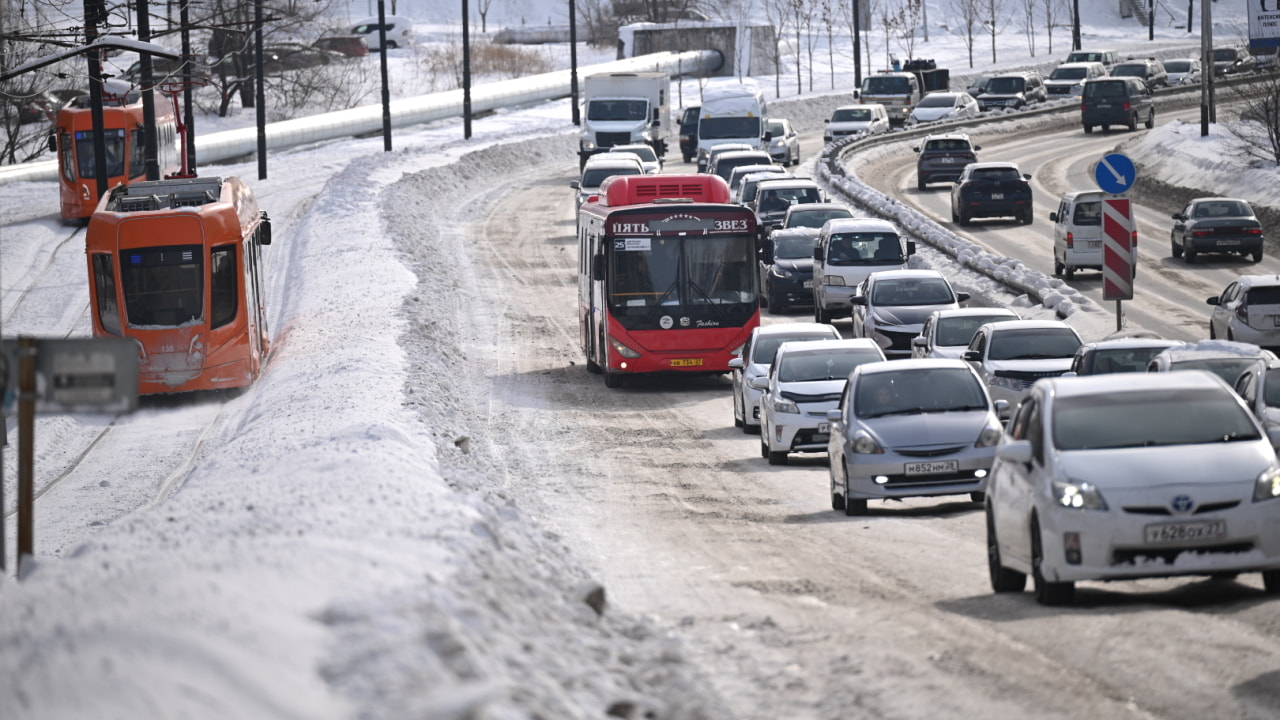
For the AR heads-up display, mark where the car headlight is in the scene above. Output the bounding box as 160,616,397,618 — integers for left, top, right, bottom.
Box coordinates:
772,396,800,414
581,137,597,151
974,421,1003,448
1052,479,1108,510
1254,466,1280,501
770,266,794,278
823,275,846,286
852,429,884,454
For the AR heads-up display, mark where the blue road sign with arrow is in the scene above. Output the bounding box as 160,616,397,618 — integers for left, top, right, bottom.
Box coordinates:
1095,153,1136,194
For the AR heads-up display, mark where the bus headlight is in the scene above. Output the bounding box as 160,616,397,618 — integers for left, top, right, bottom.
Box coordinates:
608,335,642,359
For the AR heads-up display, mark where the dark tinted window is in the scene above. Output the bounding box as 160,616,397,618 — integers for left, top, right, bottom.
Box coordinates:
1247,286,1280,305
936,314,1016,347
832,108,872,121
751,333,835,364
987,328,1081,360
870,277,955,306
92,254,122,336
1072,200,1101,225
1084,80,1127,98
986,76,1027,94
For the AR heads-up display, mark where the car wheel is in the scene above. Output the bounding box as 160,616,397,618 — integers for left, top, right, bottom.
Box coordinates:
1185,247,1197,264
842,473,867,516
733,391,743,427
957,210,970,226
1263,569,1280,593
815,304,830,324
1127,113,1138,131
918,175,927,191
1146,109,1156,129
1209,322,1217,339
768,293,783,314
768,447,788,465
682,153,692,163
831,467,846,511
1064,265,1075,280
1031,518,1075,605
1083,124,1094,134
1171,236,1183,258
760,432,770,459
1053,257,1064,277
1101,124,1110,132
1021,208,1033,225
1253,249,1264,262
987,506,1027,593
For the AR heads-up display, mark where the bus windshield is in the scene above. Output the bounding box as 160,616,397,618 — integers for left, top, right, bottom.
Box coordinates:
75,128,126,179
608,234,756,314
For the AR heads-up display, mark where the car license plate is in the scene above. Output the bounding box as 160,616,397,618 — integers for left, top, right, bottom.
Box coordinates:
991,193,1004,200
1219,240,1241,246
904,459,959,475
1143,519,1227,544
940,157,955,164
817,422,830,433
669,358,704,367
803,280,813,288
1087,240,1102,249
1098,103,1112,109
1273,315,1280,327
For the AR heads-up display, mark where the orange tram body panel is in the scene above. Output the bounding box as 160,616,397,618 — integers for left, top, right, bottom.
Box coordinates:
85,177,272,395
52,98,179,222
576,174,760,388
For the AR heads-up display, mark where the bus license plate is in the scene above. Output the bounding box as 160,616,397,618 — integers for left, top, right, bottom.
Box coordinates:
669,358,704,367
905,460,959,475
1144,519,1226,544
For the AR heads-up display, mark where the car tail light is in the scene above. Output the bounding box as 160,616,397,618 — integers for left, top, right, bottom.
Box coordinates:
1065,231,1075,249
1245,227,1264,236
1132,229,1138,247
1237,296,1250,323
1192,229,1213,238
1123,101,1132,111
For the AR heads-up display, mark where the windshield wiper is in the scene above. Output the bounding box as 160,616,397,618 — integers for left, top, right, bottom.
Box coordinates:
644,281,681,321
688,280,728,323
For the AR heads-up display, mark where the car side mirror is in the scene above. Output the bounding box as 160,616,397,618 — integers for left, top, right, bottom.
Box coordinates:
1049,212,1059,222
813,246,825,262
1172,213,1182,220
1207,296,1221,306
963,349,982,362
1022,173,1032,181
994,399,1010,416
956,292,971,303
570,180,580,189
911,336,927,348
912,146,921,153
905,240,916,256
728,357,745,370
973,145,982,151
850,296,868,306
996,439,1033,464
824,118,831,124
748,376,770,390
826,409,843,422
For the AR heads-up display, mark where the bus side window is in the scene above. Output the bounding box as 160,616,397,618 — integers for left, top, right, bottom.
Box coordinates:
92,253,122,336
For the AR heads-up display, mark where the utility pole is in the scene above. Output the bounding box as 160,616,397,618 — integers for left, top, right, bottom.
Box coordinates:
570,0,580,126
853,0,862,88
83,0,109,201
255,0,267,179
463,0,472,139
138,0,161,180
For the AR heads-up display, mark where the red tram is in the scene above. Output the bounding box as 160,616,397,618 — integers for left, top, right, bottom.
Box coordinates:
51,95,180,222
85,176,272,395
577,174,760,387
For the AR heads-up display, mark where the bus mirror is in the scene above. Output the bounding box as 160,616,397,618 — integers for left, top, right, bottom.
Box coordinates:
48,133,56,153
259,212,272,245
813,246,824,262
592,254,606,280
906,240,916,256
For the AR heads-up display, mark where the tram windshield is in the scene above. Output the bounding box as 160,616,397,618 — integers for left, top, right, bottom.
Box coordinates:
607,234,756,316
75,128,127,179
121,244,204,327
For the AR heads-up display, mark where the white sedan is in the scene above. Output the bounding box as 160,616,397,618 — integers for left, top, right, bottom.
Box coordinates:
987,371,1280,605
728,322,841,433
908,91,980,125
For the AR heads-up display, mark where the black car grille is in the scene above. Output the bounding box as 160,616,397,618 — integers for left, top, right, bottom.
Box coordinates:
1112,543,1252,567
992,369,1065,390
597,132,632,148
896,446,967,457
881,329,917,352
1121,501,1241,516
780,391,843,403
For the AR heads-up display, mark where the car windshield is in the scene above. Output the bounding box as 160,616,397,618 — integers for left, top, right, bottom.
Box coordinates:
826,231,902,266
580,166,641,187
1167,357,1260,385
855,368,989,417
1111,64,1146,77
869,277,954,306
1192,200,1251,218
774,232,821,259
1088,347,1171,373
936,314,1016,347
1067,52,1101,63
767,121,786,135
863,76,912,94
985,77,1026,94
1213,48,1240,61
786,209,852,229
918,94,957,108
1050,67,1089,80
1165,60,1193,72
757,187,821,213
700,116,763,140
751,333,835,364
970,167,1022,181
987,328,1081,360
777,349,883,382
1052,388,1260,450
832,108,871,122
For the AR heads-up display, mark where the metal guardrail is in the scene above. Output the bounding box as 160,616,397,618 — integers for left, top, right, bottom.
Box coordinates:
0,49,723,187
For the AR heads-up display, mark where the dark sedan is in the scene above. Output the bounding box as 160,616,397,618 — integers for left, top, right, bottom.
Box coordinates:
759,228,821,313
1170,197,1265,263
950,162,1033,225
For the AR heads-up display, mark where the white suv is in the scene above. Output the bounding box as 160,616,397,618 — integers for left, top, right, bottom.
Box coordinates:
728,322,842,434
812,218,915,324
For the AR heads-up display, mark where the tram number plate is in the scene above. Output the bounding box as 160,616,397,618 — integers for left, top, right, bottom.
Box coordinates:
669,358,704,367
905,459,959,475
1143,519,1226,544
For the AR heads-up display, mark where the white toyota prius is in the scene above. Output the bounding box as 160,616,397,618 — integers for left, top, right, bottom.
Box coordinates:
986,371,1280,605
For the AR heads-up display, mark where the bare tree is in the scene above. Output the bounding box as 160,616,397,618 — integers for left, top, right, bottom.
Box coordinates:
1042,0,1066,55
476,0,495,33
762,0,792,97
948,0,983,68
797,0,821,91
984,0,1009,63
821,0,835,89
882,0,923,62
1020,0,1037,56
576,0,620,48
1225,71,1280,165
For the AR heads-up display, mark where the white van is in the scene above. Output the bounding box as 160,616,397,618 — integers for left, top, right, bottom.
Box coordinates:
1049,190,1104,279
812,218,914,323
350,15,415,49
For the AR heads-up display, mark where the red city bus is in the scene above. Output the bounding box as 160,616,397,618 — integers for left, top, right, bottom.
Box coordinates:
577,174,759,388
51,94,180,223
85,176,272,395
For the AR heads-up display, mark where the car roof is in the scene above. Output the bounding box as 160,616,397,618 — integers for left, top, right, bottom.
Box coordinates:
929,307,1020,320
1190,196,1252,204
1232,274,1280,289
869,268,946,281
731,164,780,177
1152,339,1275,363
983,319,1075,333
785,202,848,213
1080,337,1182,351
1055,61,1103,69
610,144,654,153
834,103,884,111
1044,369,1230,398
770,227,823,240
584,156,643,168
922,132,971,141
776,338,882,355
823,217,897,234
966,161,1021,171
855,357,972,375
757,178,821,190
755,321,840,337
1060,189,1105,202
716,150,772,161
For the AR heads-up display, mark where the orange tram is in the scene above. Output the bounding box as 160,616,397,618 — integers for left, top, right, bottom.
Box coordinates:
85,176,272,395
52,97,179,222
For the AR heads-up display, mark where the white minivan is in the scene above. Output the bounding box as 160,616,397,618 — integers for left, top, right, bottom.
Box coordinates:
350,15,415,49
812,218,914,324
1049,190,1104,280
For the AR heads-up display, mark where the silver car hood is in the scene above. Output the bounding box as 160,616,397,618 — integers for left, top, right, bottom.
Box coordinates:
862,411,988,447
